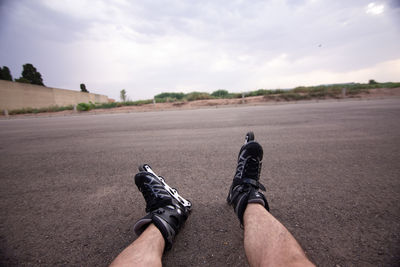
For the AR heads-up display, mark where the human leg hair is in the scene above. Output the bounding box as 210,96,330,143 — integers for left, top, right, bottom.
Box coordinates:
110,224,164,267
111,164,192,266
243,204,315,267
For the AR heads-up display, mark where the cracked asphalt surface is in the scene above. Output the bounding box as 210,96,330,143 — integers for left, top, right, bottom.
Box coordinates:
1,98,399,266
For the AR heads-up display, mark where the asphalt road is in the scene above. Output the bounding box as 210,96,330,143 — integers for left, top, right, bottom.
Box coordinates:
1,99,399,266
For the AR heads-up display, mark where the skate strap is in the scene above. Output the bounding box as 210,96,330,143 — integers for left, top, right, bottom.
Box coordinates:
242,178,266,191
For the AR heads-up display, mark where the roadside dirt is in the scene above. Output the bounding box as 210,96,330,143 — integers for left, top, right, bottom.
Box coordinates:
2,87,400,119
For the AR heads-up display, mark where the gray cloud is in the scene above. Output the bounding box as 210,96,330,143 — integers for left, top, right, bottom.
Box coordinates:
389,0,400,8
1,0,399,100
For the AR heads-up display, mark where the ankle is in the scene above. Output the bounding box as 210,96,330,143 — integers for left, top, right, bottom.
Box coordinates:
243,203,267,224
145,224,166,255
246,203,266,214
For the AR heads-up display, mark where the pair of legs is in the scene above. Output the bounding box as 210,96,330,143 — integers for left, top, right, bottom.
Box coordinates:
110,133,314,266
110,204,313,267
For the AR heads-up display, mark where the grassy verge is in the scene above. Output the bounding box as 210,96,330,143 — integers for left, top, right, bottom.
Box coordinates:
94,99,153,109
153,82,400,103
5,82,399,115
8,105,74,115
6,99,154,115
154,90,242,103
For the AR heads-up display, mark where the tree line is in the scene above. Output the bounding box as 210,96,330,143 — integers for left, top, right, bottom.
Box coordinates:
1,63,90,93
0,63,44,86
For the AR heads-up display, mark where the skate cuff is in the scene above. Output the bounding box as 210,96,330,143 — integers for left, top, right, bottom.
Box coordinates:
242,178,266,191
134,206,188,252
133,212,175,251
133,217,153,235
152,214,175,251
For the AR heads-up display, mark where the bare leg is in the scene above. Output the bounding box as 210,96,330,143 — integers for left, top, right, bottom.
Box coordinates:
243,203,315,267
110,224,165,267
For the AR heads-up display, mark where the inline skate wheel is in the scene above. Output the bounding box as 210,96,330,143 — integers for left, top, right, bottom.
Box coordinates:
245,132,255,143
138,165,146,172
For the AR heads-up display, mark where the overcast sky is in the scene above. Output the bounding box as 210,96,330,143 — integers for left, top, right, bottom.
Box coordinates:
1,0,399,100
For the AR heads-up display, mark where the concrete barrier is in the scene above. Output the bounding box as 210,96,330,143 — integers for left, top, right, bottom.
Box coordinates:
0,80,109,110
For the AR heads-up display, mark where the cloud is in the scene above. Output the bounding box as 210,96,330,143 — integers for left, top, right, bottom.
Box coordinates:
1,0,399,100
366,2,385,15
254,58,400,89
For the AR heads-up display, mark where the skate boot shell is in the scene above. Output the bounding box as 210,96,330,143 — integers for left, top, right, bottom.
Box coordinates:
227,132,269,224
133,168,190,250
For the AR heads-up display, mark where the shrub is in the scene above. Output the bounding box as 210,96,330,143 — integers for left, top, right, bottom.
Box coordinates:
77,102,94,111
154,97,168,103
387,82,400,88
185,92,212,101
211,89,229,98
247,89,269,96
155,92,185,100
230,93,243,98
292,86,308,93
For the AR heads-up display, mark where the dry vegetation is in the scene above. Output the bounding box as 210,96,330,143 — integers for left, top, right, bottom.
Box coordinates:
4,82,400,117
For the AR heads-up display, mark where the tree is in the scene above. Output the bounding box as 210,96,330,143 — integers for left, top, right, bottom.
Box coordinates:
0,66,13,81
80,83,89,93
14,77,31,83
368,79,378,84
120,89,127,102
21,63,44,86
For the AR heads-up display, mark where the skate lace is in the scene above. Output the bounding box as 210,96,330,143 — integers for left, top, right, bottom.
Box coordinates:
235,156,260,180
141,181,171,211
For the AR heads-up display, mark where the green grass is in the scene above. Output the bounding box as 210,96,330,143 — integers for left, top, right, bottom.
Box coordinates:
154,90,242,102
257,81,400,101
247,89,286,96
94,102,121,109
122,99,153,106
7,99,155,115
94,99,153,109
8,105,74,115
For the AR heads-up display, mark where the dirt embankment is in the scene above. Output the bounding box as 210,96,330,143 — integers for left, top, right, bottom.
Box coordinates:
2,87,400,118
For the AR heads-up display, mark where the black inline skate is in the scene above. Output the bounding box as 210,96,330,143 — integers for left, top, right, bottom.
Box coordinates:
133,164,192,250
227,132,269,224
